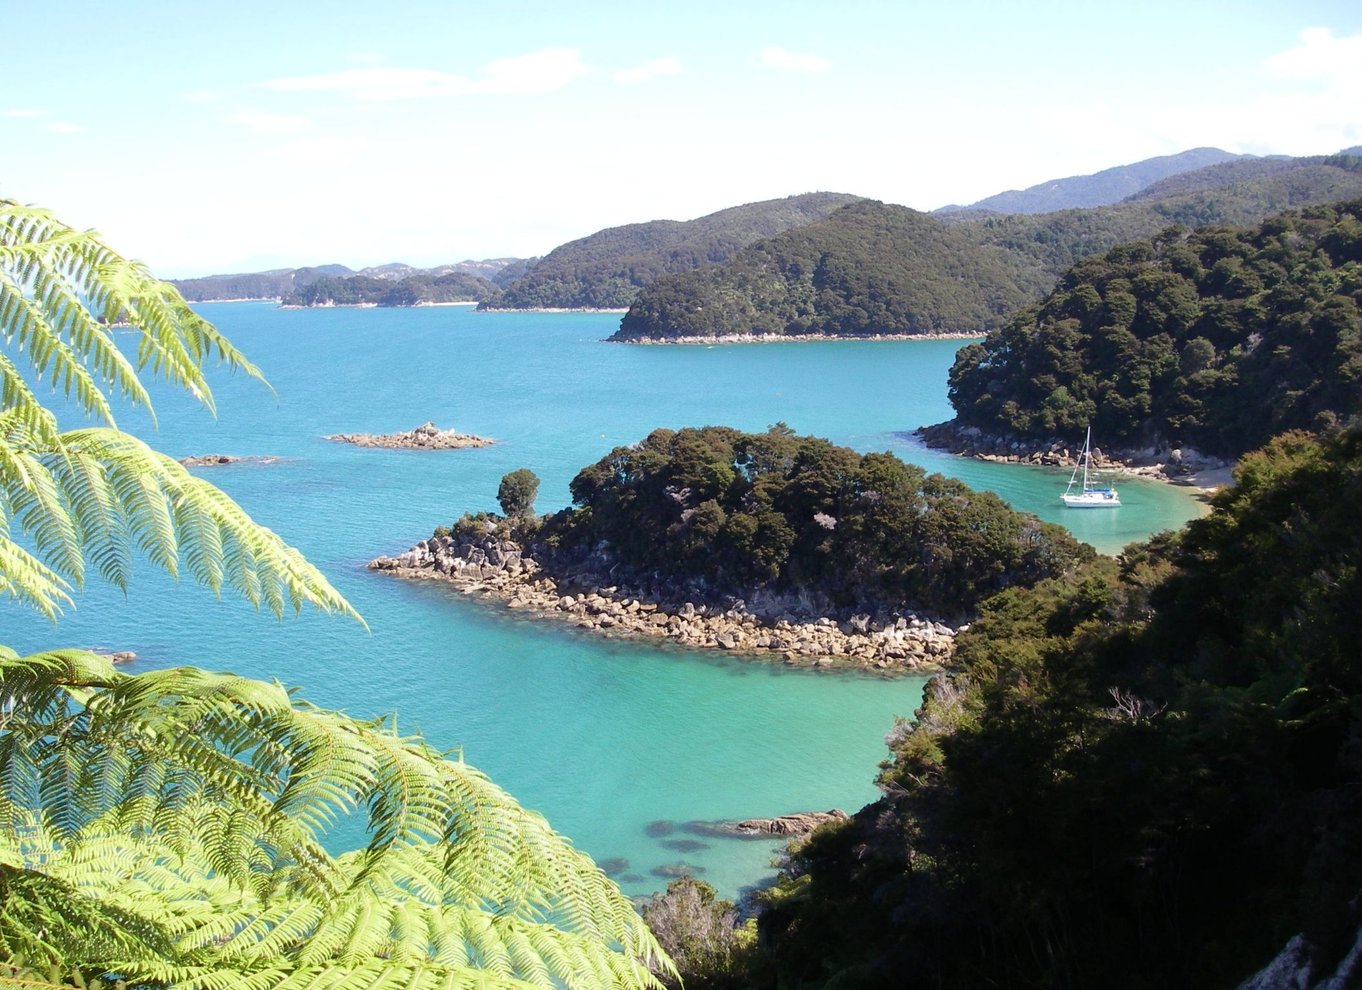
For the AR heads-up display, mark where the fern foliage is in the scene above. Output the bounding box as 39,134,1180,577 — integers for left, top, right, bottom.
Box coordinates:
0,204,671,988
0,199,351,621
0,650,671,989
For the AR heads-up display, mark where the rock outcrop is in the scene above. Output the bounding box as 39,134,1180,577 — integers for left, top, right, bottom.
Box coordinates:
179,454,283,467
368,526,957,672
326,422,493,449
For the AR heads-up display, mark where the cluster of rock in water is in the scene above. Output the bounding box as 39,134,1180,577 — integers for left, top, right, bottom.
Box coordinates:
597,811,850,885
325,421,493,449
369,527,957,671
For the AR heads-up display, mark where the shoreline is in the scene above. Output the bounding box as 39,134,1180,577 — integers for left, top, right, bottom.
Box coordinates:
368,531,956,674
478,306,630,314
914,420,1234,496
610,331,985,345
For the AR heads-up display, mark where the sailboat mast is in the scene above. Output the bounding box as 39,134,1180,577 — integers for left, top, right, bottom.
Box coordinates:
1083,425,1091,491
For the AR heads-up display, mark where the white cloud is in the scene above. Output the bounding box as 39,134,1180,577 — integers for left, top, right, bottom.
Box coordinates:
46,122,86,134
613,56,682,84
1,108,46,118
226,111,310,134
759,47,831,73
1264,27,1362,86
260,48,592,101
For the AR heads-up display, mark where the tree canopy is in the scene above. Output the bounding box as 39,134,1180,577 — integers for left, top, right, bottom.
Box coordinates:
0,199,668,989
755,427,1362,989
535,425,1090,618
946,199,1362,456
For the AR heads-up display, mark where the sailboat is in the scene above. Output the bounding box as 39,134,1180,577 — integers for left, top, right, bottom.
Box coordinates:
1061,426,1120,508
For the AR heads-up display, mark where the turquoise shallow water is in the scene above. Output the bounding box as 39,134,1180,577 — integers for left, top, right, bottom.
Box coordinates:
6,305,1208,897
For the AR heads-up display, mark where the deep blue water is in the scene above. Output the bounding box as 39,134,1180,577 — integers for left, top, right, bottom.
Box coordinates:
6,304,1207,896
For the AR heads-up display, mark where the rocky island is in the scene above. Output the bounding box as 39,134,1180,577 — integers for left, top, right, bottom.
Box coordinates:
178,454,284,467
369,425,1091,671
326,421,493,449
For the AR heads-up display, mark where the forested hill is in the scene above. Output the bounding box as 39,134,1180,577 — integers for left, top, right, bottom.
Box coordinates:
281,271,502,307
614,200,1043,339
485,192,862,310
614,155,1362,341
172,264,352,301
944,199,1362,458
173,258,524,302
941,146,1243,215
755,426,1362,990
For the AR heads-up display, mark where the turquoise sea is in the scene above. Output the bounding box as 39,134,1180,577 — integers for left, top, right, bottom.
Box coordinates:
6,304,1209,898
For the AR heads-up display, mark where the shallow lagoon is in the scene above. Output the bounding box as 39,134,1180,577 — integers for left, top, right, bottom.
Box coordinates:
7,305,1207,896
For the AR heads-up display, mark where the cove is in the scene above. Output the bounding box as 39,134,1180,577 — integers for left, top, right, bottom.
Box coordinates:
6,305,1208,897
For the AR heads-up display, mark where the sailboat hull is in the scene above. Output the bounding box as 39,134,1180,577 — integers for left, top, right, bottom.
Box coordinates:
1061,490,1120,508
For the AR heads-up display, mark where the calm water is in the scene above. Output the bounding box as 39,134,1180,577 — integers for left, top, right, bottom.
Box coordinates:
6,305,1207,897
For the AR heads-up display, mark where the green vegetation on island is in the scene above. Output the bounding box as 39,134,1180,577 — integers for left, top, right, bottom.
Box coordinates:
281,270,502,306
750,426,1362,989
946,199,1362,457
488,192,863,310
0,201,667,990
614,155,1362,341
526,425,1091,620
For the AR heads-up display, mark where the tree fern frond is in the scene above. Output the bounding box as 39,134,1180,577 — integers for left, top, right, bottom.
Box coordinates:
0,650,672,988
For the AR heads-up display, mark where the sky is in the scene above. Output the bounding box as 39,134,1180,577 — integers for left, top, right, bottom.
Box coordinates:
3,0,1360,277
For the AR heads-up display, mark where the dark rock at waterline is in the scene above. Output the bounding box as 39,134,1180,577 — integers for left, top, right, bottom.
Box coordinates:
645,819,676,838
687,809,849,839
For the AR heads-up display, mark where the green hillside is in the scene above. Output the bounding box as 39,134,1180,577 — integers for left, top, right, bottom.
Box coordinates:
487,192,862,310
945,199,1362,457
754,426,1362,989
281,271,502,307
615,156,1362,341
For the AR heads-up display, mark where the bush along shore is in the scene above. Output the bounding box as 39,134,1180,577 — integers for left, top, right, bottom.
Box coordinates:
369,521,959,671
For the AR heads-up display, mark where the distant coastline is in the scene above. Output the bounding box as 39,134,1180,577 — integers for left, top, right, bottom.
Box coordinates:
479,306,629,314
612,331,985,345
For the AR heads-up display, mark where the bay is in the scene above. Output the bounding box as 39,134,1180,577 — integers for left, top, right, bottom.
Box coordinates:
6,304,1208,897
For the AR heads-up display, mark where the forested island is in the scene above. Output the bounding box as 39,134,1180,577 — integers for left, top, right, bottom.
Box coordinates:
372,426,1090,668
928,199,1362,460
282,271,503,307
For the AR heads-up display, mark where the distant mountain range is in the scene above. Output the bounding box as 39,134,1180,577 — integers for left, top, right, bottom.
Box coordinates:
615,151,1362,340
936,147,1247,215
172,147,1362,321
172,258,527,303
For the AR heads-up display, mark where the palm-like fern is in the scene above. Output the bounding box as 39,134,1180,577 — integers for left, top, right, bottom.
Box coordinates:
0,649,669,989
0,204,671,988
0,199,352,620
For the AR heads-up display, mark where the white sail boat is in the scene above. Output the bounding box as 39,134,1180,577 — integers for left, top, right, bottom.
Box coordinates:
1061,426,1120,508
